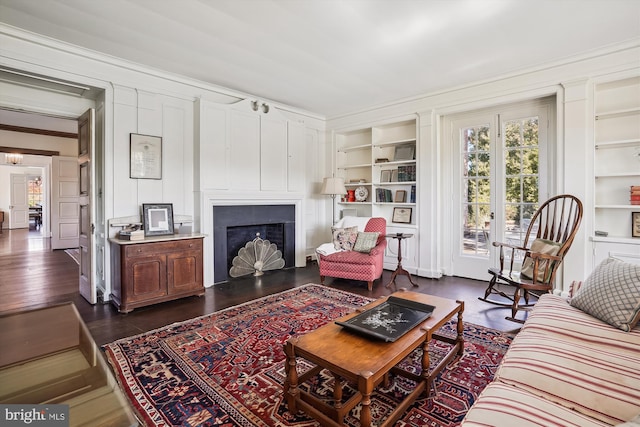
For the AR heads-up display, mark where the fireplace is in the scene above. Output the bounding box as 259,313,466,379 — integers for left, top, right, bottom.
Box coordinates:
212,205,295,283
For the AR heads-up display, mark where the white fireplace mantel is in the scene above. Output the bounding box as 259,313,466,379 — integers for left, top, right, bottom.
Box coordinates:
198,191,306,287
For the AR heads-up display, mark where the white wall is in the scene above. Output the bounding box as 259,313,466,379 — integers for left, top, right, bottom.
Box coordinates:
0,24,327,295
327,41,640,290
1,23,637,295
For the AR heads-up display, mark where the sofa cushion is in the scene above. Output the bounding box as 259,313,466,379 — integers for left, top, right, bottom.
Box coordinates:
353,231,380,253
522,294,640,354
320,248,380,265
570,257,640,332
495,295,640,425
331,226,358,251
520,238,561,283
461,382,611,427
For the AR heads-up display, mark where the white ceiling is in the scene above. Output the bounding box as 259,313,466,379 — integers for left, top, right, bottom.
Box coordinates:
0,0,639,118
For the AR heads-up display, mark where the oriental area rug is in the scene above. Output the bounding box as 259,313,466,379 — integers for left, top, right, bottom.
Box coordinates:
103,284,513,427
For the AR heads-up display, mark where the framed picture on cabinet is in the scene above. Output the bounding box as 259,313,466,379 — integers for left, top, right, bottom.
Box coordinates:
392,207,412,224
380,170,391,183
130,133,162,179
142,203,174,236
394,190,406,203
632,212,640,238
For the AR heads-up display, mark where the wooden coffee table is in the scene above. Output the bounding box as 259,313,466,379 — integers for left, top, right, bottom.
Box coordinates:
283,290,464,427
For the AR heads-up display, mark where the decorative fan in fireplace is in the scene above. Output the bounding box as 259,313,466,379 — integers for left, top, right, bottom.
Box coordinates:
229,234,285,277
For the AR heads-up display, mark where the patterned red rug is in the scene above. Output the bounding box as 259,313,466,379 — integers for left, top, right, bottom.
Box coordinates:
103,284,513,426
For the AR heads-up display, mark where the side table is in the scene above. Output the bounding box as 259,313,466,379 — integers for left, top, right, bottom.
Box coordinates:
385,233,418,289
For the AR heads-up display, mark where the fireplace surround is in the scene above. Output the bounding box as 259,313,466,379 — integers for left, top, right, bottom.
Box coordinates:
212,204,295,283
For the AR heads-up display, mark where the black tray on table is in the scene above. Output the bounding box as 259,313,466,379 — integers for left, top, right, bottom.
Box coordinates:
335,296,435,342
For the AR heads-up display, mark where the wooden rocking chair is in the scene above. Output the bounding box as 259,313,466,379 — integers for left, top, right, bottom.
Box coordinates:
480,194,583,323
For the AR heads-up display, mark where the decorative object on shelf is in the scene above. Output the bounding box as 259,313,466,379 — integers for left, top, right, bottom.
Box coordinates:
631,186,640,205
142,203,174,236
347,189,356,202
119,224,144,241
380,170,391,182
320,176,347,224
375,158,389,163
394,145,415,161
594,230,609,237
355,186,369,202
5,153,22,165
392,207,412,224
395,190,407,203
130,133,162,179
229,234,285,277
633,212,640,238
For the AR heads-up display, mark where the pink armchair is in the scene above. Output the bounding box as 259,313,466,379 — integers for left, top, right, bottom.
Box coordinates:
316,217,387,291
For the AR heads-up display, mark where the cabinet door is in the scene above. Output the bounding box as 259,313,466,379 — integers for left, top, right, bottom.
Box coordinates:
287,121,306,192
261,114,288,191
197,100,229,190
167,249,203,294
125,255,167,302
230,110,260,190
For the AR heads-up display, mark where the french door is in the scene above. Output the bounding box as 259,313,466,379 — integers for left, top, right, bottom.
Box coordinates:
447,100,552,280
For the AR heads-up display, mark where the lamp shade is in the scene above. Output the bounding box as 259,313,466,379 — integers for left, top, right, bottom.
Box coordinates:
320,177,346,195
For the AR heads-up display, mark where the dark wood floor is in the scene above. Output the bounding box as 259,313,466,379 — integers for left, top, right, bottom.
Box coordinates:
0,228,521,347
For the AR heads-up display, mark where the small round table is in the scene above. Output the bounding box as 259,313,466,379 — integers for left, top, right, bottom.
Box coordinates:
385,233,418,289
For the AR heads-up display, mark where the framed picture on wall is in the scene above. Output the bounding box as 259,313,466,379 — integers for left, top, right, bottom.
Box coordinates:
142,203,174,236
632,212,640,238
130,133,162,179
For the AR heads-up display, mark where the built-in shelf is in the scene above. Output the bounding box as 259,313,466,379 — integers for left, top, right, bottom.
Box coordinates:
595,173,640,179
338,143,372,153
338,163,372,169
595,106,640,119
375,138,417,148
595,205,640,209
595,138,640,149
591,75,640,266
334,117,418,229
591,236,639,245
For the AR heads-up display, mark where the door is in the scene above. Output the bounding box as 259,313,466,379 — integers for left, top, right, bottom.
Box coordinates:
51,157,79,249
9,174,29,229
448,101,551,280
78,109,96,304
449,112,496,279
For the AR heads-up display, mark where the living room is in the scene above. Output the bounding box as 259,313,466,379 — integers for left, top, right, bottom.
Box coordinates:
0,1,639,426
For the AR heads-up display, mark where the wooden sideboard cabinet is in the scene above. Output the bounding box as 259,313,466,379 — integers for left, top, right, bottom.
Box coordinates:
110,234,205,313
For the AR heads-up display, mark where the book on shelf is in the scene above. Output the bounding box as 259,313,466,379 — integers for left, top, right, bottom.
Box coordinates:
397,165,416,182
410,185,416,203
630,186,640,204
376,188,393,203
119,227,144,241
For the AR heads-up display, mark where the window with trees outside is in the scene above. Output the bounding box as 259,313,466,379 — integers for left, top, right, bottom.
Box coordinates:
28,176,43,207
503,117,539,259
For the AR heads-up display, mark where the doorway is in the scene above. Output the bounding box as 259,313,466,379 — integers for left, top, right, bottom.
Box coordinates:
0,74,104,303
443,97,556,280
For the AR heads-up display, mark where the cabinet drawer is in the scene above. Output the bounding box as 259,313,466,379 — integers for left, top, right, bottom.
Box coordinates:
124,239,202,258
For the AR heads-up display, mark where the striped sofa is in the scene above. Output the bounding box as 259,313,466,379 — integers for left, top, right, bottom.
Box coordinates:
462,293,640,426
